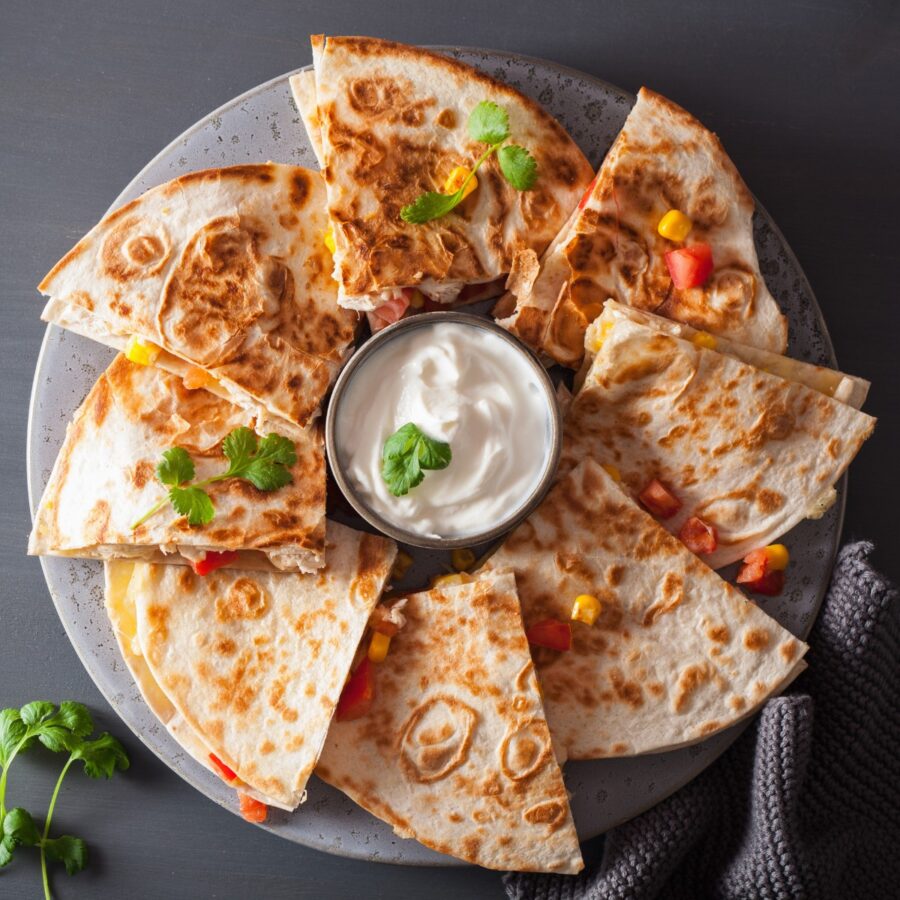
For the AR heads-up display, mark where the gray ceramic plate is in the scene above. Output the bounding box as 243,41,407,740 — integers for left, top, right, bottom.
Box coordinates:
27,49,844,866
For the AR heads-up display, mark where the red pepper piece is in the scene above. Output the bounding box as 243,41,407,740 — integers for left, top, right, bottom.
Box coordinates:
336,658,375,722
192,550,239,576
526,618,572,652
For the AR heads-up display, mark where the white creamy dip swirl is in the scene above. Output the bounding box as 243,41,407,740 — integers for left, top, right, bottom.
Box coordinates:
336,321,553,539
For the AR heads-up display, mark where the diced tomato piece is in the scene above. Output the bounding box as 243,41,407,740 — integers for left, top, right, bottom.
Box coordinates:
737,569,785,596
678,516,718,555
237,792,268,823
192,550,239,576
737,548,768,583
336,658,375,721
638,479,682,519
736,548,786,595
665,243,714,290
369,293,411,333
526,619,572,652
209,753,238,783
578,174,599,210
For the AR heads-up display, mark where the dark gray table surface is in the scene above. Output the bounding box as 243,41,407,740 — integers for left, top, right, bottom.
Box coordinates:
2,1,898,898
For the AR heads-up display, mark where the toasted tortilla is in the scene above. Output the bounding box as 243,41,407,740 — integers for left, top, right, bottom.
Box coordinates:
483,460,808,760
576,301,870,408
105,522,397,809
302,35,594,310
29,355,327,572
560,314,876,568
38,163,358,427
497,88,788,366
316,570,584,874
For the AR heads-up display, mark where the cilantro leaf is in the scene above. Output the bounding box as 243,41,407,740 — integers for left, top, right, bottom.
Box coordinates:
43,835,88,875
243,460,293,492
255,433,297,468
417,436,452,470
169,486,215,527
382,450,424,497
224,431,296,490
56,702,93,739
0,709,26,766
468,100,510,144
156,447,194,487
222,426,258,469
70,733,129,780
381,423,452,497
383,423,423,459
19,702,55,728
401,190,466,225
498,145,538,191
0,807,41,866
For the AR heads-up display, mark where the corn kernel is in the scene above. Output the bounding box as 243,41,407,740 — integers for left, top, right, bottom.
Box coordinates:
182,366,216,391
407,289,425,309
764,544,790,571
323,226,336,254
443,166,478,199
601,463,621,483
692,331,717,350
390,550,413,581
125,335,161,366
588,319,615,353
658,209,693,242
571,594,602,626
368,631,391,663
451,548,476,572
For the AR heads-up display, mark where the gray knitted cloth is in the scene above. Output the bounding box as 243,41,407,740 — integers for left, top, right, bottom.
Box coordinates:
505,542,899,900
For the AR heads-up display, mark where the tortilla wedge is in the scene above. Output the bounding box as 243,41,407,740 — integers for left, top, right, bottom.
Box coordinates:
560,310,876,568
497,87,788,366
29,355,327,572
316,570,584,874
482,460,809,760
38,163,358,428
299,35,594,310
104,522,396,810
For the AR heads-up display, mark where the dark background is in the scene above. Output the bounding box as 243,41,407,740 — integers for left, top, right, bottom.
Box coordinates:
1,1,897,898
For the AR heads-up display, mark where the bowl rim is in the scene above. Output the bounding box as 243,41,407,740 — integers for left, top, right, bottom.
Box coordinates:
325,311,562,549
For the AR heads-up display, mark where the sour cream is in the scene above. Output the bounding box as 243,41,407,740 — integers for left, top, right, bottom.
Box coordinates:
333,320,556,541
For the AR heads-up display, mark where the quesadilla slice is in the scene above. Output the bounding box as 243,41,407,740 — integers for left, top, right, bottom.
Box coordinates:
299,35,594,312
38,163,358,427
560,310,876,568
482,460,808,760
497,87,788,366
576,300,870,408
316,570,584,874
30,355,327,572
104,522,397,812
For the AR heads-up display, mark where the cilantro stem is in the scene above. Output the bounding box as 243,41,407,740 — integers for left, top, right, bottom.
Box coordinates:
129,473,230,530
40,755,74,900
129,496,169,530
0,733,31,818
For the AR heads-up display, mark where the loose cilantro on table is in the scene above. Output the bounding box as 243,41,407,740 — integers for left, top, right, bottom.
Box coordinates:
381,423,452,497
0,701,129,899
130,426,297,529
400,100,538,224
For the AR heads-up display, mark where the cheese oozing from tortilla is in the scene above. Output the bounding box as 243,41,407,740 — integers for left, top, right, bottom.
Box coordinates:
335,321,554,539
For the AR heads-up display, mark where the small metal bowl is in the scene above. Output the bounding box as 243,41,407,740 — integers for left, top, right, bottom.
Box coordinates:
325,311,562,550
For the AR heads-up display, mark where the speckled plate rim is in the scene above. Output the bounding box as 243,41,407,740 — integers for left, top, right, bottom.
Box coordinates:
26,48,846,867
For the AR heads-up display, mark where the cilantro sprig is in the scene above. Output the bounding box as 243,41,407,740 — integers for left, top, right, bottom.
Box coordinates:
381,423,452,497
131,426,297,529
400,100,538,225
0,701,129,898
